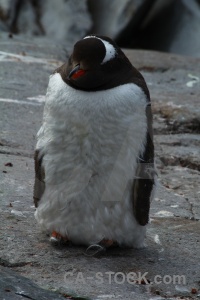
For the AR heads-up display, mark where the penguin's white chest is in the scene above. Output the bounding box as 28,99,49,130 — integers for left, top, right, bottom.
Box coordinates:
35,73,148,247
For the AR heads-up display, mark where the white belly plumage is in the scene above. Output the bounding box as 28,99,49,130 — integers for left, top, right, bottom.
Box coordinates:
35,73,148,248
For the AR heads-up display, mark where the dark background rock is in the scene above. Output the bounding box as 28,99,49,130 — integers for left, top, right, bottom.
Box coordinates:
131,0,200,57
1,0,200,56
88,0,157,40
90,0,200,57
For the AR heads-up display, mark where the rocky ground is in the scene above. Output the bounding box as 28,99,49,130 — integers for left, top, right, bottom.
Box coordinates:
0,33,200,300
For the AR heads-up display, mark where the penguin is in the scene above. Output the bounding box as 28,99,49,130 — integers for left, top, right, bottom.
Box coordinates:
33,35,155,248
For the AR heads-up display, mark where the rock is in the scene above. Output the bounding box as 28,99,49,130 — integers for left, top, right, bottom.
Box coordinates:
132,0,200,57
167,0,200,57
0,35,200,300
89,0,200,57
2,0,200,57
0,32,63,156
0,267,68,300
124,49,200,134
88,0,157,40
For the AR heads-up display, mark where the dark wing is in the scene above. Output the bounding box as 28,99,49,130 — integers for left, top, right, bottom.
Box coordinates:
33,149,45,207
132,103,155,226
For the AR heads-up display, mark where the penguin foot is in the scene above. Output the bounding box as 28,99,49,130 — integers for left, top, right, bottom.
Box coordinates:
99,238,118,248
50,231,69,245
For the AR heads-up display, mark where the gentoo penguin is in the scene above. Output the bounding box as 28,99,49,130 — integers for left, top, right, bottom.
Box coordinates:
34,35,155,248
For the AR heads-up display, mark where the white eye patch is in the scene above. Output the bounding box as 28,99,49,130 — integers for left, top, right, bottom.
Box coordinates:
84,35,117,64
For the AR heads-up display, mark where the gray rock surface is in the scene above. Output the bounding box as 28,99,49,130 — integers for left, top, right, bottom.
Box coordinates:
0,34,200,300
0,267,68,300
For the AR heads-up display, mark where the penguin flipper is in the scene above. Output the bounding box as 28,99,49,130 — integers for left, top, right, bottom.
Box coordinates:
132,132,155,226
33,149,45,207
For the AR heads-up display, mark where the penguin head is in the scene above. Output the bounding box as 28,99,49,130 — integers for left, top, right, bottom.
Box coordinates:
58,35,134,91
